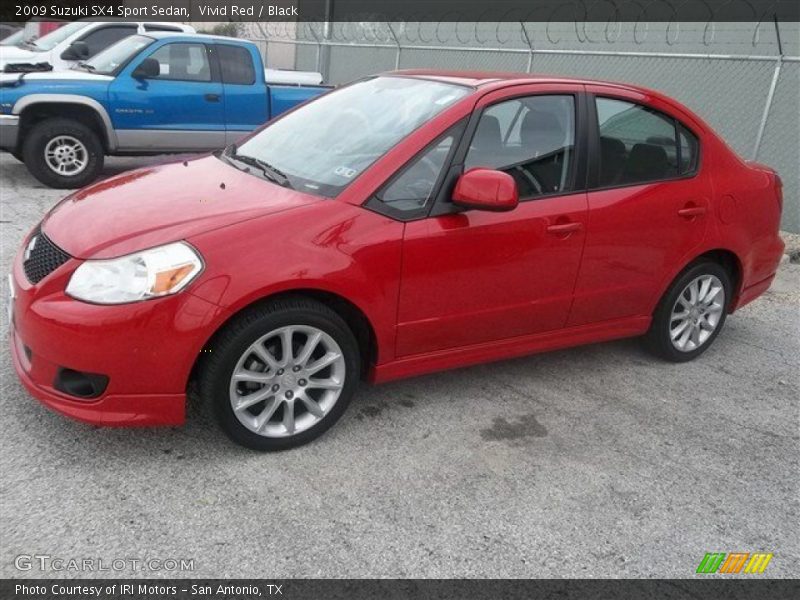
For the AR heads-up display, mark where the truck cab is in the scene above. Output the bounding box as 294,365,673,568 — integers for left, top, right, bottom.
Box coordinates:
0,32,329,188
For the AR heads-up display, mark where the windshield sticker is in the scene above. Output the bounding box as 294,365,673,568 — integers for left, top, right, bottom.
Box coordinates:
334,166,357,179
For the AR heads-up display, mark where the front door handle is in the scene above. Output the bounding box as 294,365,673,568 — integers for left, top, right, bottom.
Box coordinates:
678,205,706,218
546,222,583,235
204,93,221,102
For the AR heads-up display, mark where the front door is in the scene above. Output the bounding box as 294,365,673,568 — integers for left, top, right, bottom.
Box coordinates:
109,41,225,151
396,86,589,357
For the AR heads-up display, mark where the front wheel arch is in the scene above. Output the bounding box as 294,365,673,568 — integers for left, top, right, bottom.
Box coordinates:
188,289,379,394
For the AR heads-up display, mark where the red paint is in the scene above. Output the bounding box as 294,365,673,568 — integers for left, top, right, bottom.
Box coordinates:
9,72,785,427
452,168,519,212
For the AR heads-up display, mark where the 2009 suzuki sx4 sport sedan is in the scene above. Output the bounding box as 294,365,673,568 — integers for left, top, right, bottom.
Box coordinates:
9,71,785,450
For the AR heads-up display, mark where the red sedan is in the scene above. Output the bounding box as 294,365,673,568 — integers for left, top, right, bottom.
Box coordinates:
9,71,785,450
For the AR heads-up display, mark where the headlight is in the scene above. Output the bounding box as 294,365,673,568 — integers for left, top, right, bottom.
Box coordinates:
66,242,203,304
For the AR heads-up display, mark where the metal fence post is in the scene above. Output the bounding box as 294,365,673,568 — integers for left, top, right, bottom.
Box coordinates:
520,22,534,72
752,17,784,160
387,22,402,70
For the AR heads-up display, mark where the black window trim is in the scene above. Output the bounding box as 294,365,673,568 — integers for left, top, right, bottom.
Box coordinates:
429,89,591,218
364,119,468,222
587,92,702,192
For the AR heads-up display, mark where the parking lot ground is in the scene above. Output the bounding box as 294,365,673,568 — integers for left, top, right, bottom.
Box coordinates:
1,154,798,578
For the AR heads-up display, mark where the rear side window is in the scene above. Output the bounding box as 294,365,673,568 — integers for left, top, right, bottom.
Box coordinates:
217,44,255,85
595,97,698,187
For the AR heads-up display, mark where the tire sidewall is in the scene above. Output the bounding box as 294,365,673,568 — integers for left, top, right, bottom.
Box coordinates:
22,119,104,189
209,306,360,451
650,261,732,362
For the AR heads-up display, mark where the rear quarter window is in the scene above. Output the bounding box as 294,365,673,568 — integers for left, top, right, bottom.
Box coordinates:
217,44,256,85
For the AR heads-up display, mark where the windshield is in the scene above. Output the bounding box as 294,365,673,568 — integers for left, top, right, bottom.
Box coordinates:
81,35,153,75
28,22,88,51
231,76,470,197
1,30,25,46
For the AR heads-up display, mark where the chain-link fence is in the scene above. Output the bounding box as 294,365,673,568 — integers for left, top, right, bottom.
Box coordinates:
242,20,800,232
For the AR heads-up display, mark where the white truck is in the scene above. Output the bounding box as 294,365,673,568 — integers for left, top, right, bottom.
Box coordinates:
0,21,196,72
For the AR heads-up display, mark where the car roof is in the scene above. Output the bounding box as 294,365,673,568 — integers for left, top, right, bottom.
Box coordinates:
389,69,656,96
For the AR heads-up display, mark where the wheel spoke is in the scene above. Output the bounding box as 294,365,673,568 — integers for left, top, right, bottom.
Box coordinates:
690,324,701,346
295,331,322,366
297,392,324,417
234,387,272,412
282,402,296,434
254,397,281,431
251,342,280,371
232,368,273,384
671,319,690,340
698,277,712,303
306,351,341,375
280,327,295,366
307,377,343,390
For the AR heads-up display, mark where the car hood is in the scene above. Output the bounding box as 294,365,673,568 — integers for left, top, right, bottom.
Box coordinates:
0,46,39,64
42,155,320,259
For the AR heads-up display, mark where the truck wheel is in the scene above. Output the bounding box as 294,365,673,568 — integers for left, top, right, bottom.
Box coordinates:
22,118,104,189
200,297,361,451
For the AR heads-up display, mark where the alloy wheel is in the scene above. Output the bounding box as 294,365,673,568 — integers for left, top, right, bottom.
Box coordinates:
44,135,88,176
669,274,726,352
228,325,346,438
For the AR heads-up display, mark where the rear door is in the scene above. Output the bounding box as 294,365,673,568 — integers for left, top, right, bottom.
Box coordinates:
109,40,225,151
214,43,269,144
567,85,710,326
394,84,590,356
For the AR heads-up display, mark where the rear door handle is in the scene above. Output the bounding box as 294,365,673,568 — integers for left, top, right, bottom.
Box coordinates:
204,93,221,102
678,205,706,218
546,222,583,235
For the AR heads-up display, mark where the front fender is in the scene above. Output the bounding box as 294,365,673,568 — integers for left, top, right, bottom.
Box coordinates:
13,94,117,150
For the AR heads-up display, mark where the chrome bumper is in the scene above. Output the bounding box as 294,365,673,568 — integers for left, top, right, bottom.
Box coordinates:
0,114,20,150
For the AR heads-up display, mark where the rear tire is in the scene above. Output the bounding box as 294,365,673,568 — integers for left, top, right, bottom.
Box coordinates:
199,297,360,451
644,260,731,362
22,118,104,189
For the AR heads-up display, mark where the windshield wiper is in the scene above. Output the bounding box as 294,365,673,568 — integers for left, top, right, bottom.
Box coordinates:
77,62,95,72
224,145,292,188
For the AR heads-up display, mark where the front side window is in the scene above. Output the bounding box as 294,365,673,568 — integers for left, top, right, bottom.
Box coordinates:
146,43,211,82
595,97,698,187
465,95,576,198
81,35,153,75
78,25,137,57
232,76,470,197
373,131,458,216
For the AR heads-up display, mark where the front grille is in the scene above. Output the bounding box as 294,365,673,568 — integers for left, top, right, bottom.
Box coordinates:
23,228,71,284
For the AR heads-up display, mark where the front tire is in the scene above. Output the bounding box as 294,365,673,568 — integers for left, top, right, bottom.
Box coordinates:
644,260,732,362
199,297,360,451
22,118,104,189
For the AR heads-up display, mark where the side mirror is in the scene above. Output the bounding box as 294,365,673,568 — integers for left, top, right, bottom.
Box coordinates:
132,57,160,80
452,168,519,212
61,41,89,61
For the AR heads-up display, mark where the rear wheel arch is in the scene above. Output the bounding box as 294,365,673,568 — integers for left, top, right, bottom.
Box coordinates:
188,289,379,392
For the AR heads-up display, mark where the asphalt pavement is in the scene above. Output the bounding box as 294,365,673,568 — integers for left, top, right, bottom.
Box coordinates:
1,154,798,578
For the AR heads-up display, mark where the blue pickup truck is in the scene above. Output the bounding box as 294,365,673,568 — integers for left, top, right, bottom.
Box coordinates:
0,32,329,188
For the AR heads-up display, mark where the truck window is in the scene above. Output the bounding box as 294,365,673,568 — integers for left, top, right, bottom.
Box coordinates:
148,43,211,82
78,25,137,57
217,44,256,85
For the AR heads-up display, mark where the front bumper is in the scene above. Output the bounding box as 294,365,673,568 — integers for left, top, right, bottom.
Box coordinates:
8,240,227,427
0,114,19,150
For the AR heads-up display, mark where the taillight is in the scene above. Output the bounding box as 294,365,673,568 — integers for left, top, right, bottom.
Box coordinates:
774,174,783,214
